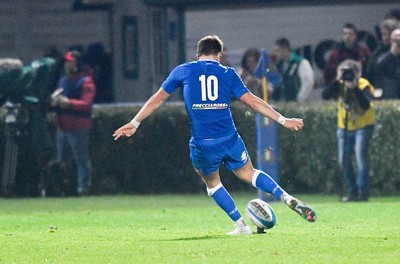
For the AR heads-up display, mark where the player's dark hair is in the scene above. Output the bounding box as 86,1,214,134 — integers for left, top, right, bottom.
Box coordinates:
197,35,223,56
275,38,291,50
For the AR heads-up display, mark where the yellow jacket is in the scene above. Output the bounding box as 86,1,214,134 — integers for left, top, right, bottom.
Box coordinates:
337,78,375,130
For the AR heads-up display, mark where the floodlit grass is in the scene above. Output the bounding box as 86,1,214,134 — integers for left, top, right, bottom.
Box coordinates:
0,194,399,264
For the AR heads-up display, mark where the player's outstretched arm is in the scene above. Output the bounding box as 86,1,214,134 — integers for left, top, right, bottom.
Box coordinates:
239,92,304,131
113,88,170,140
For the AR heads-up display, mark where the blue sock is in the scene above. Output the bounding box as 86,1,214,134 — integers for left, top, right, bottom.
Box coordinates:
252,170,285,199
207,183,241,221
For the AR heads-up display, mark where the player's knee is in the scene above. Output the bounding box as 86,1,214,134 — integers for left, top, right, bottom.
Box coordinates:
206,182,223,196
251,169,262,187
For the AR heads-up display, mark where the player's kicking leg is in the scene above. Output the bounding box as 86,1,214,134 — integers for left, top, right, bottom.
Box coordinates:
234,161,317,223
281,193,317,222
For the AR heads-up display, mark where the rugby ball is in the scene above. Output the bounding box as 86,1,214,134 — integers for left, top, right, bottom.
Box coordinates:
246,199,276,229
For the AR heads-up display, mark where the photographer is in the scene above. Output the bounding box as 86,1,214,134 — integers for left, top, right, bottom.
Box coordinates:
322,59,375,202
50,51,96,196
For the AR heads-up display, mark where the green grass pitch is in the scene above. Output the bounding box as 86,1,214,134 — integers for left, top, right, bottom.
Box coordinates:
1,193,399,263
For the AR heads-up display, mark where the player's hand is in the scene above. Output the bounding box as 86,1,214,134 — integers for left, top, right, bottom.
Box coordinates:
113,123,137,140
283,118,304,131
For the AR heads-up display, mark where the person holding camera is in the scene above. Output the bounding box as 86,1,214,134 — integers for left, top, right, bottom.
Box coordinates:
322,59,375,202
50,50,96,196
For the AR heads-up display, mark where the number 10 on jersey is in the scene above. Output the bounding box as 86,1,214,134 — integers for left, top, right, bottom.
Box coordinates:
199,75,218,101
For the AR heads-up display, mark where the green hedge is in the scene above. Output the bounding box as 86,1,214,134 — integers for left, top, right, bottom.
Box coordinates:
1,100,399,196
277,101,400,196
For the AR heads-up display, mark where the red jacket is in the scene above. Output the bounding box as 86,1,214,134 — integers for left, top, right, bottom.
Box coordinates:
324,42,371,85
56,70,96,131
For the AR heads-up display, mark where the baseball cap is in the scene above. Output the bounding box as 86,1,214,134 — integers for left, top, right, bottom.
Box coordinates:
64,51,76,62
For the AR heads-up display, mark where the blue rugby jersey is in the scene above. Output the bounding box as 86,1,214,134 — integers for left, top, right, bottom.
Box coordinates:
162,60,249,139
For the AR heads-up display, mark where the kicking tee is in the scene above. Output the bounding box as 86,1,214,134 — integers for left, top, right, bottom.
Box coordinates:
162,60,249,140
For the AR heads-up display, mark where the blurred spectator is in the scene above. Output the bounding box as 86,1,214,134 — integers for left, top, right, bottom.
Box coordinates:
366,19,399,86
384,8,400,21
322,59,375,202
374,28,400,99
50,50,96,196
324,23,371,87
238,48,263,98
271,38,314,102
85,42,114,103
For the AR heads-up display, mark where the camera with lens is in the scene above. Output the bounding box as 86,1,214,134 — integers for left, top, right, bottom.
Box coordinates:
341,67,355,82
